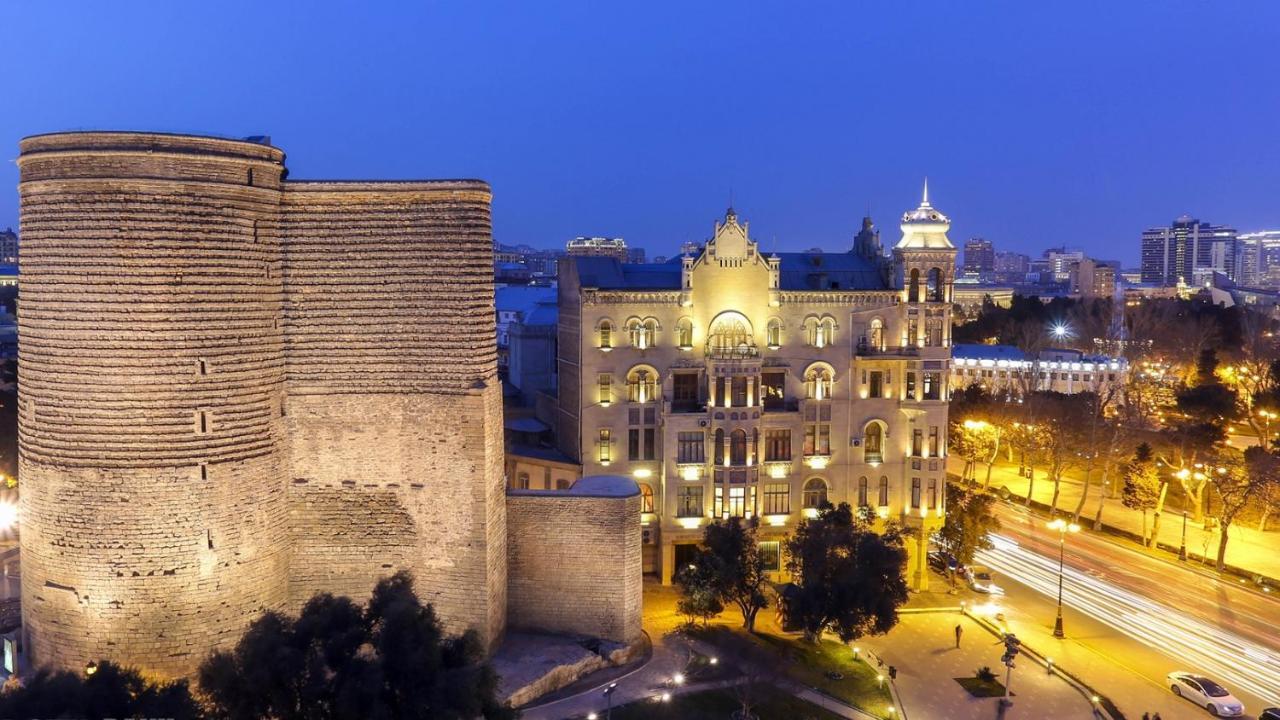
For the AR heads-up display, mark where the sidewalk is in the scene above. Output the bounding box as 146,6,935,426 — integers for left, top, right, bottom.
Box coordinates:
860,611,1097,719
953,457,1280,582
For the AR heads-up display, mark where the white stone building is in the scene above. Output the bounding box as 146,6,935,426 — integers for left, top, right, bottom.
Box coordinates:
555,187,957,589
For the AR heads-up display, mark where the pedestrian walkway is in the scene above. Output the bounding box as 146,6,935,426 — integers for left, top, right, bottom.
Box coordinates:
861,611,1098,719
952,457,1280,582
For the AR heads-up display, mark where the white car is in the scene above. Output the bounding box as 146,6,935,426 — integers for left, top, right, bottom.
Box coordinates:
1166,672,1245,717
965,566,1003,595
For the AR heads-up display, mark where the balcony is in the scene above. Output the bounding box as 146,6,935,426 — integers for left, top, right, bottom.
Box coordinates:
669,399,705,414
762,399,800,413
856,340,919,357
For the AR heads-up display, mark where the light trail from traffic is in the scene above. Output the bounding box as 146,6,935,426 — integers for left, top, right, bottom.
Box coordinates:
977,534,1280,707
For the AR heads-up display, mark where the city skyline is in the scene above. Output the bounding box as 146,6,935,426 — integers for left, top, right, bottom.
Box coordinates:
3,2,1280,264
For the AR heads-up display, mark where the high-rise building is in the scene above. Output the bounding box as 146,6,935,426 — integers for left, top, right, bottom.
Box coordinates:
993,251,1030,282
962,238,995,274
1141,216,1238,287
556,186,955,591
0,228,16,264
1044,248,1085,282
1068,258,1116,298
566,236,629,261
1236,230,1280,288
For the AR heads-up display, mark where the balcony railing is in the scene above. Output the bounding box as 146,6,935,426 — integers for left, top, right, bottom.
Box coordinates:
856,340,919,357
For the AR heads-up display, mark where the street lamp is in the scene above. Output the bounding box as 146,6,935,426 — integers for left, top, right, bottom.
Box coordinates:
1048,518,1079,638
603,682,617,719
1179,509,1189,561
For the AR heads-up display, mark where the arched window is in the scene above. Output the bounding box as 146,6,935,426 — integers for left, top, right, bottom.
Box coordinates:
908,268,922,303
714,428,725,465
598,319,614,349
927,267,945,302
627,318,657,349
627,366,659,403
766,318,782,348
857,476,869,507
868,318,884,350
878,476,890,506
707,311,755,357
730,429,748,466
820,317,836,348
805,365,834,400
803,478,828,509
676,317,694,349
864,422,884,464
515,472,530,490
639,483,655,513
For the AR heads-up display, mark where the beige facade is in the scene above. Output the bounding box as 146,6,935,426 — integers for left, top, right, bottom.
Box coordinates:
557,190,957,590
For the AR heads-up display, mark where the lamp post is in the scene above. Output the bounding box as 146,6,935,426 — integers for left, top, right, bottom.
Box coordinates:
1048,518,1079,638
603,682,617,719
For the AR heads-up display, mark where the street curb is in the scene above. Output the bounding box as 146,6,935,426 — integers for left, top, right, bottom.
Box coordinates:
961,607,1121,720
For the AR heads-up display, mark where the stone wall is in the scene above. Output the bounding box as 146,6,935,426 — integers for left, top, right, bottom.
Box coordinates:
16,132,508,673
506,477,642,644
16,132,291,676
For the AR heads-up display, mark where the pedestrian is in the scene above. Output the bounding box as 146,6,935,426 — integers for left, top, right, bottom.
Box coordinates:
955,623,963,648
1142,713,1149,720
888,665,897,681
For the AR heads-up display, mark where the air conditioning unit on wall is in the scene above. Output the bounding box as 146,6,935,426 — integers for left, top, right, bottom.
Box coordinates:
641,528,658,545
698,419,710,427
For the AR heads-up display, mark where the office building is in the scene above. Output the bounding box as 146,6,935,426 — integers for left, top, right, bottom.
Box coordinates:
1141,216,1238,287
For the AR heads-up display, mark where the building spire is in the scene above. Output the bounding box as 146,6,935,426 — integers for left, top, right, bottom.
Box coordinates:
921,176,930,207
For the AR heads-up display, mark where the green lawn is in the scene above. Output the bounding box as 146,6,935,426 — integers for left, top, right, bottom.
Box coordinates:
689,625,895,719
598,684,846,720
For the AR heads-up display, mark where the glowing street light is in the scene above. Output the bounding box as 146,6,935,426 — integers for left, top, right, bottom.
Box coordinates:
0,502,16,531
1048,518,1080,638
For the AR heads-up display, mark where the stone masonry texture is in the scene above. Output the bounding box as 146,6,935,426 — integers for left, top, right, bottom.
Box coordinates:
506,491,642,643
15,131,522,676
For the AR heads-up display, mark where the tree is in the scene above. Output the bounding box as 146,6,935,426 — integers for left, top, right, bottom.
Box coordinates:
934,485,1001,569
199,571,516,720
0,661,201,720
783,503,909,644
678,517,769,632
1120,443,1161,546
1034,392,1092,512
1161,349,1238,522
674,554,725,627
1209,448,1274,570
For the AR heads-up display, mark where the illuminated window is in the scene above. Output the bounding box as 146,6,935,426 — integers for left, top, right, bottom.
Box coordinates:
911,478,922,508
676,317,693,348
802,478,828,509
928,478,938,509
766,318,782,348
597,429,612,463
627,367,659,403
639,483,655,513
803,423,830,456
929,427,940,456
912,429,923,457
864,423,883,463
628,406,657,461
598,319,613,349
677,486,703,517
868,318,884,349
805,366,833,400
677,431,705,463
924,372,941,400
597,374,613,404
515,472,530,490
763,483,790,514
627,318,658,349
857,476,869,507
707,312,754,357
759,541,781,571
765,429,791,461
761,372,786,410
729,429,748,466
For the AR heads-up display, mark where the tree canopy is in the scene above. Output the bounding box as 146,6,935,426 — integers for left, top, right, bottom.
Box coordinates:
934,485,1002,566
783,503,909,643
0,661,202,720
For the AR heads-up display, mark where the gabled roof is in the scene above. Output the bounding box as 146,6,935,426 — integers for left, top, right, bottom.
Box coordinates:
775,252,888,291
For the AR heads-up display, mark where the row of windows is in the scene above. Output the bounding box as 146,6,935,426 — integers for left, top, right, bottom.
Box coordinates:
955,368,1117,382
595,315,848,350
604,422,941,465
664,474,940,518
600,366,836,407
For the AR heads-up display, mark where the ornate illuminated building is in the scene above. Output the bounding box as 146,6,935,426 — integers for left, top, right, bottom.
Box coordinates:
556,185,957,588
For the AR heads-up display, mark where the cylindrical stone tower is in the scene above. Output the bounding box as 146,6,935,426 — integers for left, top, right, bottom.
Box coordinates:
17,132,291,675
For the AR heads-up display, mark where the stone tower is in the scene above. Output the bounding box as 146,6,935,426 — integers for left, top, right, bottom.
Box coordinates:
17,132,506,676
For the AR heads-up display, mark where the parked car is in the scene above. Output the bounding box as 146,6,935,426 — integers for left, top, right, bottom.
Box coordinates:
965,566,1002,594
1259,708,1280,720
1166,672,1245,717
928,549,961,575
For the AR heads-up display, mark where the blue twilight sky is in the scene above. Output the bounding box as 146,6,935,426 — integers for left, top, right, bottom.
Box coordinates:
3,1,1279,265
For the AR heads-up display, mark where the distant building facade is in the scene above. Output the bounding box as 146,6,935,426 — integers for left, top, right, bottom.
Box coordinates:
1068,258,1116,298
1236,230,1280,289
0,229,16,265
951,345,1127,398
556,189,956,591
1141,215,1238,287
566,236,629,262
963,238,995,275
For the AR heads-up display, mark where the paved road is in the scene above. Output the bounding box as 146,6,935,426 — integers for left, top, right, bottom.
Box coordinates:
976,502,1280,718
